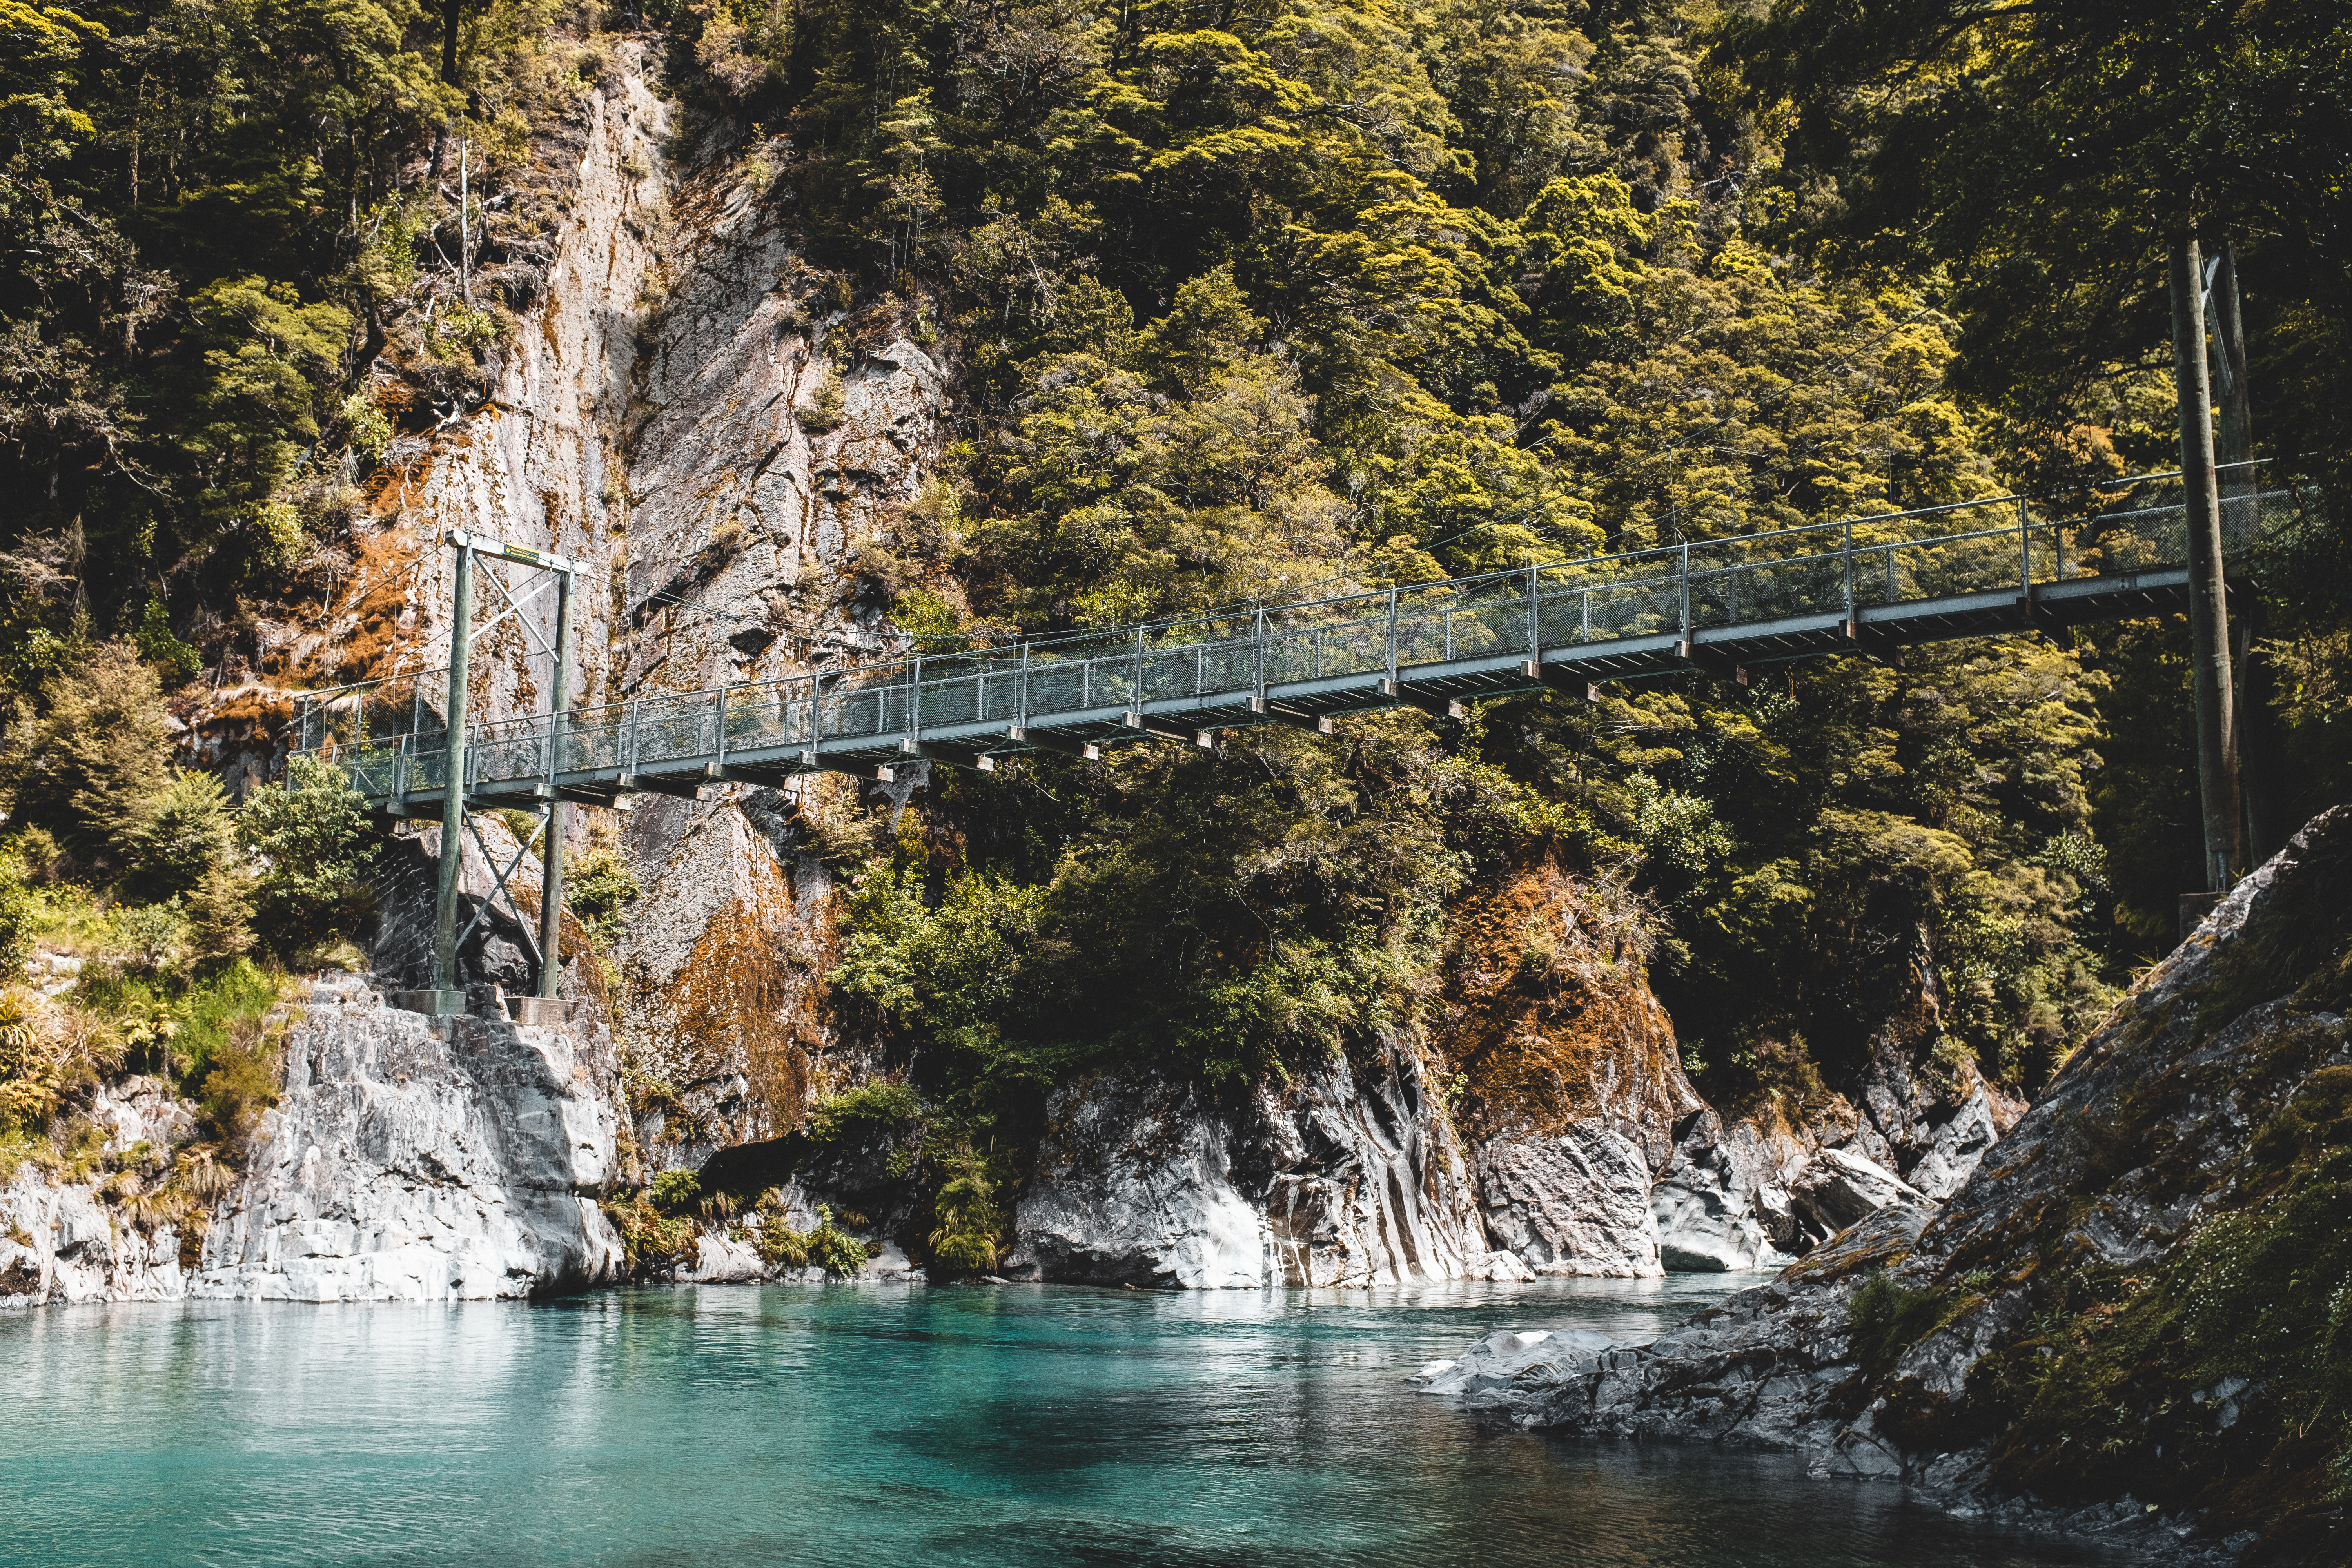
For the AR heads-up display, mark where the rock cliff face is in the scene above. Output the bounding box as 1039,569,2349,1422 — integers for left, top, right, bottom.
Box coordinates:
0,1079,196,1308
1004,1036,1529,1289
199,973,623,1301
1430,808,2352,1566
258,47,951,1157
1,975,624,1308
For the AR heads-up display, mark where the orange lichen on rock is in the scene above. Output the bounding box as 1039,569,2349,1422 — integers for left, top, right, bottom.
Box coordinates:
1439,854,1699,1151
326,528,429,685
657,896,815,1143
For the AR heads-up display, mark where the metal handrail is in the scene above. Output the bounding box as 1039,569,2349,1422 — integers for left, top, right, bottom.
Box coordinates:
293,466,2308,786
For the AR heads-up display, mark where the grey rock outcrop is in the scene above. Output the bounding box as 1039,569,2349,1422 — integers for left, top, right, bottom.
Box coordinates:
1648,1109,1802,1271
1787,1145,1926,1245
1476,1121,1663,1276
1005,1070,1271,1289
1006,1037,1528,1288
1430,808,2352,1566
198,974,623,1301
0,1077,198,1309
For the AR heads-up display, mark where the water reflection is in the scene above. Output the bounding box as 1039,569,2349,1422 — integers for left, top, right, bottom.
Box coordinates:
4,1279,2122,1567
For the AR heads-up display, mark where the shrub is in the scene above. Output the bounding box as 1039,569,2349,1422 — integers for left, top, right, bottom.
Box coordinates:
0,640,175,878
196,1018,282,1156
926,1145,1005,1278
604,1189,697,1277
566,848,639,948
238,754,377,959
751,1196,870,1278
1847,1272,1958,1378
132,602,203,688
126,771,237,902
0,849,31,979
797,366,846,433
0,985,62,1133
650,1167,701,1213
807,1079,924,1144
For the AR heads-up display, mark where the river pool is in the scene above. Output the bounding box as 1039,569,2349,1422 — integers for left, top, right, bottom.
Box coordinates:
4,1277,2122,1567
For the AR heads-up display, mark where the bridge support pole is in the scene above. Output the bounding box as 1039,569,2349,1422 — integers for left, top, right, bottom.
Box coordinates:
2169,234,2244,902
536,565,575,1002
426,541,475,1013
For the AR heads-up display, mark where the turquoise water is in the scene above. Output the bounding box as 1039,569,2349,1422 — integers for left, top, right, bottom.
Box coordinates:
4,1279,2120,1567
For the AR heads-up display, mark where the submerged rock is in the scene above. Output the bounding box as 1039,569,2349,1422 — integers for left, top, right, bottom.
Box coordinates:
1412,1326,1619,1400
198,975,623,1301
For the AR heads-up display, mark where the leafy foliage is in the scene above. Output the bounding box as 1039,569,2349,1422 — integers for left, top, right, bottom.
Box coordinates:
235,753,379,959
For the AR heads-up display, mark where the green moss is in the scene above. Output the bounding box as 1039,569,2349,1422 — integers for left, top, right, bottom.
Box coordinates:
1971,1065,2352,1549
808,1080,925,1144
1848,1272,1961,1379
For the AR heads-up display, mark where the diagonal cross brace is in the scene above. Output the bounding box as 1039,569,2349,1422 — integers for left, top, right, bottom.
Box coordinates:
455,810,546,978
472,564,561,659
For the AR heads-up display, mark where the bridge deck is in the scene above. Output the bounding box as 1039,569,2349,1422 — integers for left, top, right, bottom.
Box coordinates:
296,480,2301,814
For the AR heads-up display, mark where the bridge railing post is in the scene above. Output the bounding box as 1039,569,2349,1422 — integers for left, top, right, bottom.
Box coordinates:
1254,608,1266,701
1843,520,1855,621
1526,563,1539,660
2020,498,2032,595
1387,586,1399,679
1019,641,1031,727
1679,543,1691,640
715,684,728,768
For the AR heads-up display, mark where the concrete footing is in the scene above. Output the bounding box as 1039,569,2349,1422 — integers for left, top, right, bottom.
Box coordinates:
507,996,580,1027
392,988,469,1017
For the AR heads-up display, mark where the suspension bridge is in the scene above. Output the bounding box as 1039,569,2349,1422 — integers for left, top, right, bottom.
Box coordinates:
300,465,2300,813
293,464,2305,1016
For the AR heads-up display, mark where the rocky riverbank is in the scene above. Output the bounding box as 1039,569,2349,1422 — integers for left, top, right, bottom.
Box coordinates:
2,973,626,1307
1413,808,2352,1567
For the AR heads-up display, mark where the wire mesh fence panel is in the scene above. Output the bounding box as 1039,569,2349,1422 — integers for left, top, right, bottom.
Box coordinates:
916,669,987,729
1884,527,2022,602
1581,573,1682,639
470,716,552,786
338,747,402,798
635,692,717,765
404,748,450,794
1684,533,1848,627
1447,592,1536,662
2028,520,2070,583
725,680,815,751
1016,660,1086,714
823,681,895,742
1316,616,1392,680
564,711,630,773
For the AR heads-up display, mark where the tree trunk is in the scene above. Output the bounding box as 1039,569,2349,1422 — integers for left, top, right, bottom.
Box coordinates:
2168,233,2243,892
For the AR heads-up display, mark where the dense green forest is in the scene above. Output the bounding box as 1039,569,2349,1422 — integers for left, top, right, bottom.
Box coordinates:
2,0,2348,1127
